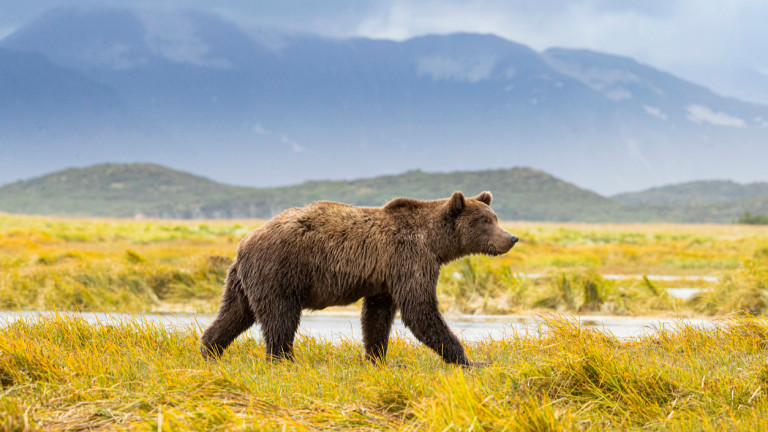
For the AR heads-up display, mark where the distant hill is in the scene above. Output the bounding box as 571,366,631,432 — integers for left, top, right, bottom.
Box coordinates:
2,7,768,195
0,163,622,221
625,195,768,224
613,180,768,206
0,164,253,218
2,163,768,223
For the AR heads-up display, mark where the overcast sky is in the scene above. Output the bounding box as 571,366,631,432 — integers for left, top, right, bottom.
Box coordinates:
2,0,768,104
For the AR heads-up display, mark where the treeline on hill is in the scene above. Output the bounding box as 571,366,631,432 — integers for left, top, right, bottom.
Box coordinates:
1,163,768,223
737,212,768,225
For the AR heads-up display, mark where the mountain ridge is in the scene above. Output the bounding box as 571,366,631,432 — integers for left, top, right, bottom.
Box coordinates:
2,6,768,195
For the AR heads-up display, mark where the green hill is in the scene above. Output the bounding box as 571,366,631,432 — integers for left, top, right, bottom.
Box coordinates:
0,164,255,218
612,180,768,206
0,163,622,221
2,163,767,223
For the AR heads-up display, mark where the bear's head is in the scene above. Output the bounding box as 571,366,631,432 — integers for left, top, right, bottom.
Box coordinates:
444,191,518,260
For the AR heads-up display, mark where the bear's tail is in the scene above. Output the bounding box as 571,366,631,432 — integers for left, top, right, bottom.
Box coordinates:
200,261,255,358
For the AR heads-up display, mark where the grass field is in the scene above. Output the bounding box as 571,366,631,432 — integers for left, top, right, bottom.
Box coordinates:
2,214,768,430
1,213,767,316
3,313,768,430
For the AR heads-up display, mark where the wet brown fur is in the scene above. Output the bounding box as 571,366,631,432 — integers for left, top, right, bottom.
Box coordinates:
200,191,518,365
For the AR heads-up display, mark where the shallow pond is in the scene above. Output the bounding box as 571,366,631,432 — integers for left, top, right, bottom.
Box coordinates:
0,311,715,341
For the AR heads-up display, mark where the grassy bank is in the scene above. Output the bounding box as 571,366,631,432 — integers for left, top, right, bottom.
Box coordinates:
2,314,768,430
1,213,767,315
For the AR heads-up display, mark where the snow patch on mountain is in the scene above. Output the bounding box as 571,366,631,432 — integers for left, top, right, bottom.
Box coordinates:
686,105,746,128
571,69,636,100
416,54,498,82
542,58,639,101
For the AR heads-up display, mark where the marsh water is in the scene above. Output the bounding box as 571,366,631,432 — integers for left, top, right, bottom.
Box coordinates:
0,310,715,341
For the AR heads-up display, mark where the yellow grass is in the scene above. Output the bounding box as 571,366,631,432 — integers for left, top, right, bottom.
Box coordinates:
1,213,767,315
2,314,768,430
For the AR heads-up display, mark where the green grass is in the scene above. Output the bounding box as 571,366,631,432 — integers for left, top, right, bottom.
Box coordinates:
3,314,768,430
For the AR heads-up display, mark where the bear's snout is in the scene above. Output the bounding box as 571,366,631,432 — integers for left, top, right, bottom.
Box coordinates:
500,233,518,252
489,230,518,255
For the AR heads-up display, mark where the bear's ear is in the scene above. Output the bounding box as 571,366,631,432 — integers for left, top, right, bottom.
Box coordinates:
447,191,466,216
475,191,492,206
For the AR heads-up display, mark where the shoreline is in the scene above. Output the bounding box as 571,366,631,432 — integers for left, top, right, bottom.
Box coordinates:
0,307,724,324
0,309,722,341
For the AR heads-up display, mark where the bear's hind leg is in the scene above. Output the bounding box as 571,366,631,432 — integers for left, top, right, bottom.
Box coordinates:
256,296,302,362
201,267,255,358
361,294,397,364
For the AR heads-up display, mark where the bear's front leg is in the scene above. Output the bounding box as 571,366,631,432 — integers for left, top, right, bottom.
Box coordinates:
361,293,397,364
392,271,469,365
399,297,469,365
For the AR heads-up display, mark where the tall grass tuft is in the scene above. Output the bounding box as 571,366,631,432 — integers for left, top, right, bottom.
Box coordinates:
691,258,768,315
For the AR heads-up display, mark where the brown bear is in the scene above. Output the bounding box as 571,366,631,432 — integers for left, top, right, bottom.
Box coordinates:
200,191,518,365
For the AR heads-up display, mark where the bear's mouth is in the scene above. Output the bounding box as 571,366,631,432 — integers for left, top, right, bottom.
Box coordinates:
487,244,503,256
488,240,516,255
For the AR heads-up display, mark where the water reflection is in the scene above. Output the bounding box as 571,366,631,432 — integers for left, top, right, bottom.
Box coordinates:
0,311,715,341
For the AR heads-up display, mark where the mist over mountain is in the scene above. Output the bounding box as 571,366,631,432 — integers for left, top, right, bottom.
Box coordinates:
2,7,767,194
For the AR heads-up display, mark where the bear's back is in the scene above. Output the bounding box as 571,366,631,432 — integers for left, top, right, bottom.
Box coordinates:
236,201,404,305
239,201,397,258
283,201,389,236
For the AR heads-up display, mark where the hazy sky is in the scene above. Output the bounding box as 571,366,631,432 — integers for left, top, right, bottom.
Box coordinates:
2,0,767,104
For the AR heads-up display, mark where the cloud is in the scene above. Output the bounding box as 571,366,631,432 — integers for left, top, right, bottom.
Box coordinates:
350,0,768,103
252,123,267,135
280,135,305,153
349,0,765,63
138,10,232,68
252,122,305,152
643,105,667,120
0,25,16,39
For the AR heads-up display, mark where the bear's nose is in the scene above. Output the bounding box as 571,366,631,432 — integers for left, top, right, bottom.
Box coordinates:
509,234,519,244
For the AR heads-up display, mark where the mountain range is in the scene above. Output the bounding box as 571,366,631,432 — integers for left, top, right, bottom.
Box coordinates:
1,163,766,223
2,7,767,196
